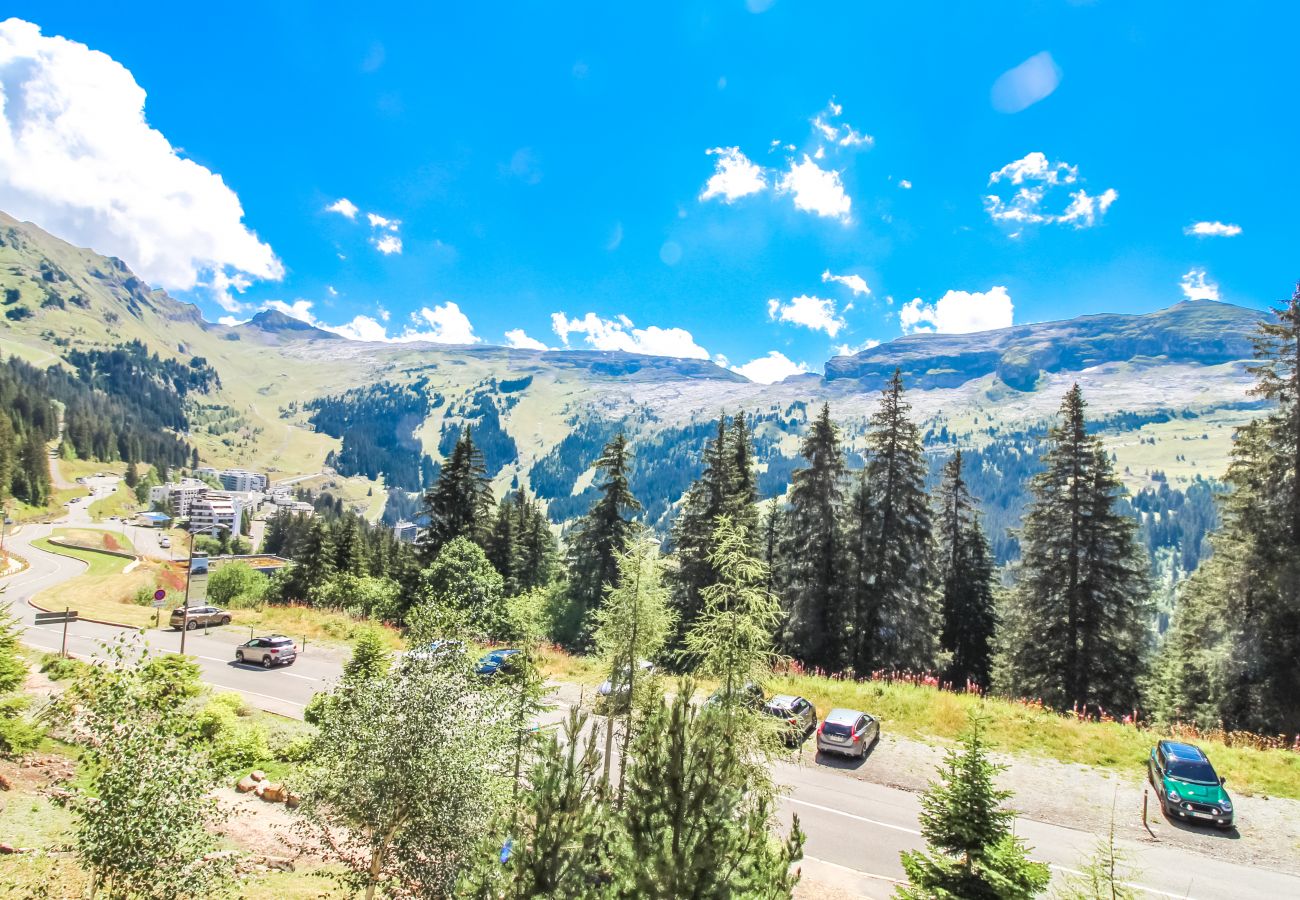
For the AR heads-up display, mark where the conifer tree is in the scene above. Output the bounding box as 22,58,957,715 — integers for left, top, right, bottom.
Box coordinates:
935,451,998,690
783,403,847,670
725,411,760,533
1153,286,1300,732
563,433,641,647
997,386,1152,713
855,368,937,674
897,712,1050,899
514,489,559,592
486,494,520,593
669,417,735,649
420,425,493,563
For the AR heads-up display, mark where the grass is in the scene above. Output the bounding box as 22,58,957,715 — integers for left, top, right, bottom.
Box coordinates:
30,537,162,627
88,478,142,522
50,527,135,554
227,604,404,651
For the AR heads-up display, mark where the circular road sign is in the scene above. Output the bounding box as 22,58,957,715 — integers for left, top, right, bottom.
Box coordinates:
153,589,167,601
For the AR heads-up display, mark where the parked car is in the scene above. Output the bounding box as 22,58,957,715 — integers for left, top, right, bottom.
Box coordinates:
764,694,818,746
475,648,523,678
236,635,298,668
159,536,171,549
169,605,232,630
1148,740,1234,828
595,660,656,712
705,681,766,710
816,708,879,758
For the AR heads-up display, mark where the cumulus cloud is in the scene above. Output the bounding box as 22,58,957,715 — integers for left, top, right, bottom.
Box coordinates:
504,328,549,351
1180,268,1220,302
729,350,809,384
206,270,253,313
899,286,1014,335
767,294,846,337
833,339,881,356
776,156,852,222
263,299,479,343
367,212,399,231
699,147,767,203
984,152,1116,230
217,315,248,327
1185,221,1242,237
898,179,913,190
550,312,709,359
990,51,1062,113
821,269,870,297
373,234,402,255
0,18,281,305
811,99,873,149
326,198,359,219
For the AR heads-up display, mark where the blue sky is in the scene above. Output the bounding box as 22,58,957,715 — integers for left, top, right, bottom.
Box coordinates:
1,2,1295,381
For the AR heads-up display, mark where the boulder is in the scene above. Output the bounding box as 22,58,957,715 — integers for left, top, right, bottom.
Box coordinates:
235,776,258,794
258,782,288,803
249,770,267,782
285,791,301,810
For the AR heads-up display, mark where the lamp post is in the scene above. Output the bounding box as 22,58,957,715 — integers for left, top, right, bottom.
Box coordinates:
178,521,226,655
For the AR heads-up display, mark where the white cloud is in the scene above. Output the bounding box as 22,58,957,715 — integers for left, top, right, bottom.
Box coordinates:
261,298,479,344
699,147,767,203
0,18,281,304
899,286,1014,335
984,153,1116,230
326,198,359,219
821,269,871,297
326,285,339,296
206,270,253,313
1185,221,1242,237
767,294,846,337
1180,268,1220,302
373,234,403,255
898,179,913,190
776,156,852,222
812,115,839,142
729,351,809,384
811,99,873,149
550,311,709,359
217,315,248,326
990,51,1062,113
505,328,549,351
833,339,881,356
367,212,399,231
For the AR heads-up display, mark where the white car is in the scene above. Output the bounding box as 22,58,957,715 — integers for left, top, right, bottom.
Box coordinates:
159,537,171,549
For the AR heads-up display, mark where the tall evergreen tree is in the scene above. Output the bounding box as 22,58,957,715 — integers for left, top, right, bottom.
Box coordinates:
563,434,641,648
1153,286,1300,733
935,451,998,690
420,426,493,563
996,386,1152,713
725,411,759,533
854,369,937,674
783,403,847,671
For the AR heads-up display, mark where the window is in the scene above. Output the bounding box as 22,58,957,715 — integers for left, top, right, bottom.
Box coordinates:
792,699,807,713
856,717,867,733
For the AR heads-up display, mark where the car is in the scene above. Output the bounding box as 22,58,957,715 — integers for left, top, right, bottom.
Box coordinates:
816,708,879,758
1148,740,1234,828
764,694,818,746
169,605,232,630
475,648,524,678
159,537,171,548
705,681,766,710
595,660,656,711
236,635,297,668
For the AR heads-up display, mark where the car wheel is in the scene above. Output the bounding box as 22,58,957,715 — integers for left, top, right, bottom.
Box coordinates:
262,656,273,669
185,620,197,631
236,651,244,664
219,616,231,626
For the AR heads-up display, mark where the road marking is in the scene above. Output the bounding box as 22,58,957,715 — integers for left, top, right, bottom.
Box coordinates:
783,796,923,836
1048,863,1198,900
201,683,306,708
200,655,323,682
801,854,904,885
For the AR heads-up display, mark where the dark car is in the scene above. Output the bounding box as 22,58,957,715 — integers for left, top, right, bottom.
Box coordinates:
169,605,231,630
1148,740,1234,828
764,694,818,746
236,635,298,668
475,648,523,678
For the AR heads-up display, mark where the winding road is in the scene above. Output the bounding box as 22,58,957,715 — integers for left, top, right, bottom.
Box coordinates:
2,516,1297,899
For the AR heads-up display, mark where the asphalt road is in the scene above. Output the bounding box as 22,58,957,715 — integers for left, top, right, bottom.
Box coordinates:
3,522,1297,899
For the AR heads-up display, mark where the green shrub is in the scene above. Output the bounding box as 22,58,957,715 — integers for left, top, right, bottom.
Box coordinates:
0,695,43,756
195,696,270,772
39,654,86,681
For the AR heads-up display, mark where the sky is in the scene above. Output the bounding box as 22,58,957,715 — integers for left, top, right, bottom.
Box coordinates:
0,2,1295,383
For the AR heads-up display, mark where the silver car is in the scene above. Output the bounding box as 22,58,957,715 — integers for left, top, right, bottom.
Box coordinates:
816,707,879,758
764,694,818,746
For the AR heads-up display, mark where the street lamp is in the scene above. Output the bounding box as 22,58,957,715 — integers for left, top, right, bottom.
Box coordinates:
178,521,228,655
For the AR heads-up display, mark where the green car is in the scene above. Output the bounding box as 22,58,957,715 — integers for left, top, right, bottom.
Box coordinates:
1147,740,1234,829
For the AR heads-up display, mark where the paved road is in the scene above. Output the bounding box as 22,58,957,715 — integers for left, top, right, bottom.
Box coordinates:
3,527,1297,899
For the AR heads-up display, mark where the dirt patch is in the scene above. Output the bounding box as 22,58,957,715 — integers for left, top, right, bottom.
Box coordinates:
212,787,320,863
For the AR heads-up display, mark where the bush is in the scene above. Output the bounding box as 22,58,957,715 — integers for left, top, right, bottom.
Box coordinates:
303,692,331,726
0,696,43,756
195,694,269,772
207,562,268,610
40,654,86,681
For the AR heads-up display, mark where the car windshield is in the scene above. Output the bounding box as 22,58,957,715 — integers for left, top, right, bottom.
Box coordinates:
822,722,853,737
1166,756,1218,784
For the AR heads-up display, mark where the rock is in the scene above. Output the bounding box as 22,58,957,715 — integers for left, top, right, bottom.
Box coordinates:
235,776,258,793
285,791,301,809
250,770,267,782
0,843,30,854
259,782,287,803
0,772,11,791
261,856,295,872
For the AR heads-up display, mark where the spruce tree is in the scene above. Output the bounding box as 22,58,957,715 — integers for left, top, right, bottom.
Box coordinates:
725,411,760,533
855,368,937,675
420,426,493,563
669,416,735,650
486,494,520,593
563,433,641,648
935,451,998,690
997,386,1152,713
897,713,1050,900
783,403,847,671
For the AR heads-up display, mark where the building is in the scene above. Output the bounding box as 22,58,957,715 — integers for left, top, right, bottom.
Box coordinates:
149,479,208,518
217,468,269,493
188,492,244,534
393,521,419,543
134,511,172,528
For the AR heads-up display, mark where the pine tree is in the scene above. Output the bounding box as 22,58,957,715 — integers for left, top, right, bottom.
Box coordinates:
514,489,559,592
725,411,759,533
783,403,847,671
420,426,493,563
854,368,937,675
997,386,1152,713
669,417,735,650
563,434,641,648
897,712,1050,900
1153,286,1300,733
124,460,139,489
486,494,520,593
935,451,997,690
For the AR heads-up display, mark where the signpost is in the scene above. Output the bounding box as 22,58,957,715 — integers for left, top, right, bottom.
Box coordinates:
35,608,79,658
152,589,167,627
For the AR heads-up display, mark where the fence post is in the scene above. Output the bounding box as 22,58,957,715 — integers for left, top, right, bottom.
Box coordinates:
60,607,70,658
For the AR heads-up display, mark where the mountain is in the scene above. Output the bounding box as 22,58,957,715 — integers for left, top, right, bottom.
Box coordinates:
0,210,1270,545
825,301,1262,391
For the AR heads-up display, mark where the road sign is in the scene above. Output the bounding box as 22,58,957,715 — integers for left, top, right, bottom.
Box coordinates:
153,589,166,601
34,610,78,625
151,599,167,608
